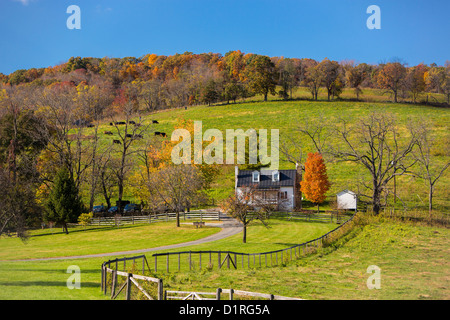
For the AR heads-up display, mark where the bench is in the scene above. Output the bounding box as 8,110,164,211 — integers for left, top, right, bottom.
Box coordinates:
193,221,205,228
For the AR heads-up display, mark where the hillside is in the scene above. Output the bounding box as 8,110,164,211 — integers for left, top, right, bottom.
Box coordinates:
82,97,449,213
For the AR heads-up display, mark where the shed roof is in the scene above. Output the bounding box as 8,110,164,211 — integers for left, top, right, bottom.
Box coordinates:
337,189,356,196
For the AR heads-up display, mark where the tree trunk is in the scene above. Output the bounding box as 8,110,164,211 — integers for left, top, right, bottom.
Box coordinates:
242,225,247,243
176,211,180,227
429,186,433,213
372,188,381,215
394,90,398,103
264,92,268,102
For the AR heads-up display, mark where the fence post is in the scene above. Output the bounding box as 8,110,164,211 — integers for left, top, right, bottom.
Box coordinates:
125,273,132,300
158,279,164,300
111,270,117,299
229,288,234,300
101,264,104,293
216,288,222,300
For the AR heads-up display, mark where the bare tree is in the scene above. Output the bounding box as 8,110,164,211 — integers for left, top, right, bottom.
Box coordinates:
107,102,152,212
329,112,418,214
221,185,270,243
412,123,450,212
149,165,206,227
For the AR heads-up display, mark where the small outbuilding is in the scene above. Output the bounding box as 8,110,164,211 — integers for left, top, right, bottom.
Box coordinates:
337,190,357,211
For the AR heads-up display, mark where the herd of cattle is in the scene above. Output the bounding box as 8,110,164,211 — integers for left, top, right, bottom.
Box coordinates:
104,120,166,145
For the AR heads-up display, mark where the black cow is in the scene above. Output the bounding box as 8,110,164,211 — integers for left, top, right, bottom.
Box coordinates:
125,134,133,138
113,140,121,144
152,120,159,124
104,131,113,135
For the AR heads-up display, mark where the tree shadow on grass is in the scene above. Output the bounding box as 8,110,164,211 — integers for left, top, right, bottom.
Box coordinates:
0,281,99,288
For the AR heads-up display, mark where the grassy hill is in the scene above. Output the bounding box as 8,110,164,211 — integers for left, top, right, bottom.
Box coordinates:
82,94,449,212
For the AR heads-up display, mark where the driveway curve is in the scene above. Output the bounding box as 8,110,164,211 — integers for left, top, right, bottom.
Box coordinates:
11,215,243,262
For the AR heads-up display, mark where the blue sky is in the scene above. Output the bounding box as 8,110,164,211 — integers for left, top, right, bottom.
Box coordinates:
0,0,449,74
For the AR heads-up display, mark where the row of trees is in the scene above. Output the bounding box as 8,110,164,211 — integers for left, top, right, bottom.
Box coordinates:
2,52,450,113
0,81,216,237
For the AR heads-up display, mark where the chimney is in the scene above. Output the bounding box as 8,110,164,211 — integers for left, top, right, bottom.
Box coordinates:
295,162,303,210
235,166,239,191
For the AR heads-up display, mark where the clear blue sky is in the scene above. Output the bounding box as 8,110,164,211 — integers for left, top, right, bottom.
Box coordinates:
0,0,449,75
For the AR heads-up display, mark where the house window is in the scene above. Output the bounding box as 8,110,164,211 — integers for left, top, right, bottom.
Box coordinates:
252,171,260,183
272,171,279,182
279,191,288,199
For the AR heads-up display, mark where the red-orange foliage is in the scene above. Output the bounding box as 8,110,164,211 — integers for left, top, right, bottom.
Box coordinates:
300,152,331,205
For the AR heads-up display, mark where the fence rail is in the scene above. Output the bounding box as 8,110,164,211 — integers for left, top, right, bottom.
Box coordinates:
90,211,220,226
101,255,164,300
165,288,303,300
152,212,357,272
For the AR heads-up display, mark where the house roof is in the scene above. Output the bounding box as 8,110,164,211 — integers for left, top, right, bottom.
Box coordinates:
236,169,297,189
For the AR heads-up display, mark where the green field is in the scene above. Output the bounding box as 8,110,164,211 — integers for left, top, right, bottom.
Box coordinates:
1,97,448,300
83,96,449,212
0,214,448,300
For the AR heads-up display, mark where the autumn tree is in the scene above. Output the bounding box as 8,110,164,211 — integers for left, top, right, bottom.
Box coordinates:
317,58,342,101
377,62,407,103
303,62,323,101
404,63,427,103
244,55,277,101
345,62,370,100
300,152,331,212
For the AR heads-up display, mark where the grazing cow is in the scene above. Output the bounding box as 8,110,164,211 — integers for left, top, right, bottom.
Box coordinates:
134,134,143,139
152,120,159,124
125,134,133,138
161,132,167,137
104,131,113,135
115,121,126,125
113,139,121,144
86,124,94,128
154,132,167,137
128,121,136,125
109,122,114,126
154,131,161,136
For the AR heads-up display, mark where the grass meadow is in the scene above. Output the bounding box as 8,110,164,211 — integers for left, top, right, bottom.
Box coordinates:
0,93,448,300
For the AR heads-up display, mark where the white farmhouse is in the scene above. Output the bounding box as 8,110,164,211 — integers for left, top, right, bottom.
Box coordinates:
337,190,357,211
234,166,301,211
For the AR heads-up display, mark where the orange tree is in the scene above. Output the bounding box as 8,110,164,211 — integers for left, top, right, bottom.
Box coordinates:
300,152,331,213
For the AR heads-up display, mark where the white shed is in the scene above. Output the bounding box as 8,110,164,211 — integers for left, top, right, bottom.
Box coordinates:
337,190,357,210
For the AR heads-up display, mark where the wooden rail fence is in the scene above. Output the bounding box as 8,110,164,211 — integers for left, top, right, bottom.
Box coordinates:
165,288,303,300
90,211,220,226
101,255,163,300
152,212,357,272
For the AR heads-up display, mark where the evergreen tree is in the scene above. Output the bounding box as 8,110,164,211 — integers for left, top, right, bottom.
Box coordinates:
44,166,84,234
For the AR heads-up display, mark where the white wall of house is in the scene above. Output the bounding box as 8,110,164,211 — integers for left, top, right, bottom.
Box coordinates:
235,186,294,211
279,187,294,211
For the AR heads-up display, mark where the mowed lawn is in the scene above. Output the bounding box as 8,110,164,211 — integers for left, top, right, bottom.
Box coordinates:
0,222,220,261
0,217,338,299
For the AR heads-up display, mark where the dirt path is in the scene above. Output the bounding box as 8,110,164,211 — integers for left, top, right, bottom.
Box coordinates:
11,215,243,262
